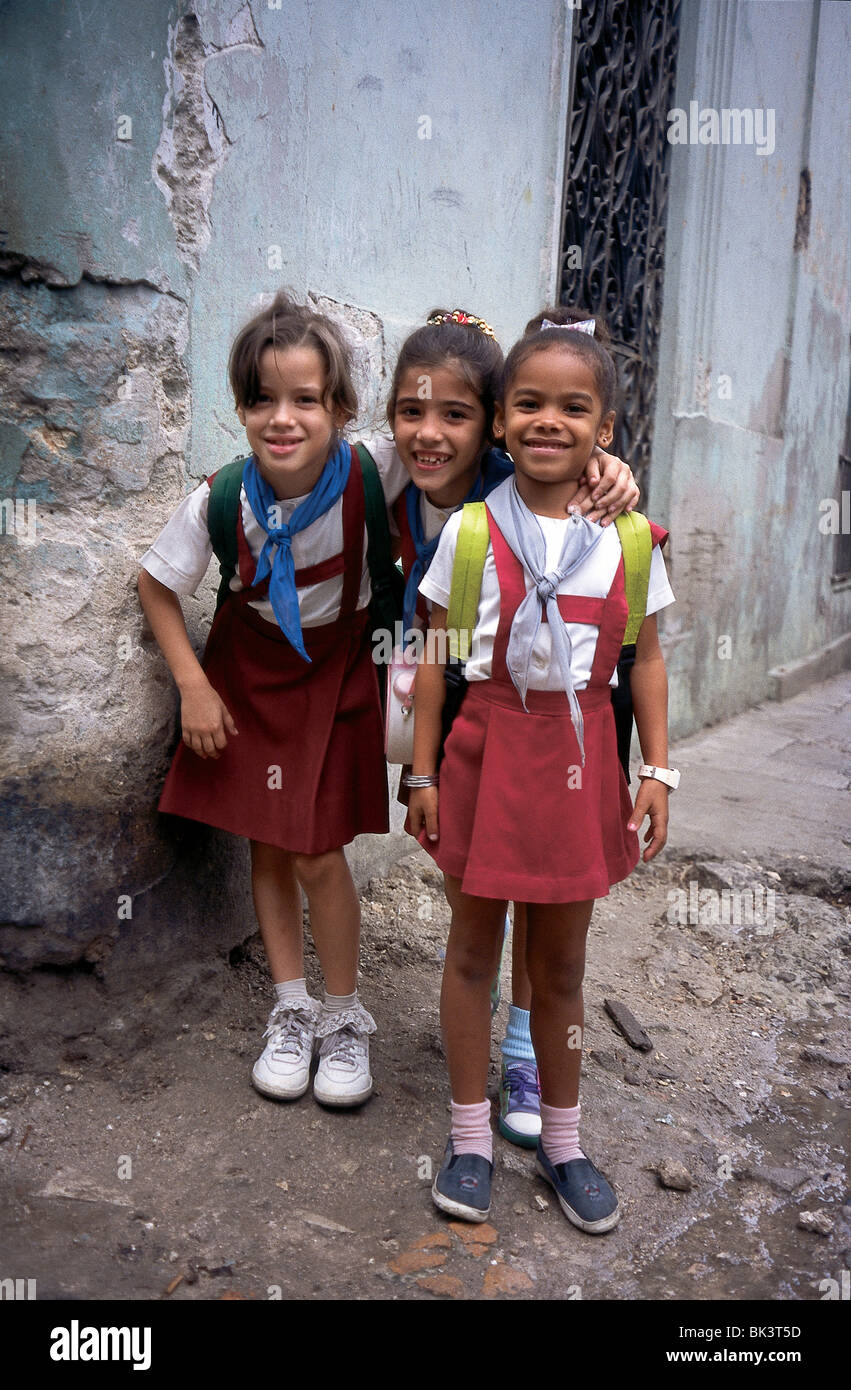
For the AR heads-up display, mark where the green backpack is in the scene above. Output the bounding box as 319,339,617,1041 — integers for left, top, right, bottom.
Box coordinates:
206,444,404,702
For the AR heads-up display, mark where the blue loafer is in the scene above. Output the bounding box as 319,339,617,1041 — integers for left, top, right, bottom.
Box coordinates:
432,1138,493,1222
536,1143,620,1233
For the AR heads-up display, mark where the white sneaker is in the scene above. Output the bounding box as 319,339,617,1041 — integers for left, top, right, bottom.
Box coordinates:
251,999,318,1100
313,1002,375,1107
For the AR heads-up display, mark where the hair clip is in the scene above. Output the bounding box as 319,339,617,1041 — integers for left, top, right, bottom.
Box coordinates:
540,317,596,337
426,309,496,339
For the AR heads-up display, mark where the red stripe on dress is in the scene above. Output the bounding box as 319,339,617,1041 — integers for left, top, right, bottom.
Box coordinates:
487,513,527,677
546,595,606,625
236,502,259,588
293,553,346,586
231,450,366,616
587,557,628,685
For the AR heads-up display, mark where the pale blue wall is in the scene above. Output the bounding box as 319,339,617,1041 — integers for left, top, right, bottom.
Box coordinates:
0,0,186,292
651,0,851,735
189,0,573,473
0,0,574,979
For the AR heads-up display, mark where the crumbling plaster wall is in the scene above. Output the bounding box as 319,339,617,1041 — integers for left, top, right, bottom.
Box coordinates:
0,0,572,1066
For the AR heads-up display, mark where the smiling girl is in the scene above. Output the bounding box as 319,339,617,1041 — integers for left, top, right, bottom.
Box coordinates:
408,316,676,1230
384,308,639,1150
138,292,399,1110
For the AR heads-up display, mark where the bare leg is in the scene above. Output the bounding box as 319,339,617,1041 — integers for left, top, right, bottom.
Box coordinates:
250,840,304,982
441,874,507,1103
510,903,532,1010
525,900,594,1108
293,848,360,996
251,842,361,995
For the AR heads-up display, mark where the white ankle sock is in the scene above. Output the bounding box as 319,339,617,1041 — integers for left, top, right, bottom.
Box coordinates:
274,978,312,1006
322,989,357,1013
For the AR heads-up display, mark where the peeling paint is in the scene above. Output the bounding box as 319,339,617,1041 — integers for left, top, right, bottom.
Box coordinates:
0,0,575,990
153,14,228,270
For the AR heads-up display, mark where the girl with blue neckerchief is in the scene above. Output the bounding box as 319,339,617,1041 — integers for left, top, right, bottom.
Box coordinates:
138,292,406,1112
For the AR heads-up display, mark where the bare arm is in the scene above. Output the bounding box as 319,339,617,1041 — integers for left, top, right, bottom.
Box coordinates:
573,448,640,524
407,604,449,842
626,612,670,861
137,568,237,759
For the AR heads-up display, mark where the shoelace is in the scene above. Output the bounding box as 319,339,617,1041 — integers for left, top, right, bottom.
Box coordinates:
317,1024,364,1071
503,1062,540,1109
264,1006,315,1058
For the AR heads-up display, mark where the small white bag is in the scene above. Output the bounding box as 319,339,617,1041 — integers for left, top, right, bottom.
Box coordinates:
384,645,417,764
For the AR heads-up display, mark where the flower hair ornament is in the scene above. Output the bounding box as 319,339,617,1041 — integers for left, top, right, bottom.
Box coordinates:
540,317,596,337
426,309,496,339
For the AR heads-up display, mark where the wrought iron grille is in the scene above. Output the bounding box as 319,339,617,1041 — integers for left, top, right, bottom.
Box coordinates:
559,0,681,488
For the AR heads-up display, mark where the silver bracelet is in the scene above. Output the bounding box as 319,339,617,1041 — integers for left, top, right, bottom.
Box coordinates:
403,773,439,788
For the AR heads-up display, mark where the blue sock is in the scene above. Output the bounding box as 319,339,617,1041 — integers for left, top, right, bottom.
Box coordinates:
501,1004,536,1065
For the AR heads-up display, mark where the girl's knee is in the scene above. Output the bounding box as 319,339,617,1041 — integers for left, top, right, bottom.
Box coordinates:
447,954,495,987
529,955,586,999
292,847,346,888
446,936,501,986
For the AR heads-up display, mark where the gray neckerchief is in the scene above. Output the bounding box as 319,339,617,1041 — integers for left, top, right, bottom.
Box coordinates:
486,479,607,763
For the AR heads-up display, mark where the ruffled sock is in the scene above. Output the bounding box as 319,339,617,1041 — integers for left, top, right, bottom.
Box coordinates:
315,990,376,1040
273,978,314,1008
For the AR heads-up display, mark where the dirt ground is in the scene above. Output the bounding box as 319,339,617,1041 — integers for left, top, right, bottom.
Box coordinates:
1,846,848,1304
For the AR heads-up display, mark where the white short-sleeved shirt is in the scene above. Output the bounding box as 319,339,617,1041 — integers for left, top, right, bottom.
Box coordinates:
140,437,409,627
391,482,459,629
387,476,457,545
419,483,675,690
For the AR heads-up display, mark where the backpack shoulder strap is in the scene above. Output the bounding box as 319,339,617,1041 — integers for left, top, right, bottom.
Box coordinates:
355,441,397,597
447,501,490,662
614,510,652,644
207,456,248,609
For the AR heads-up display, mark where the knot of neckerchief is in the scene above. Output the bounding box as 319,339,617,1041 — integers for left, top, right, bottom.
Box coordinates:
402,469,485,638
485,479,606,764
241,441,351,660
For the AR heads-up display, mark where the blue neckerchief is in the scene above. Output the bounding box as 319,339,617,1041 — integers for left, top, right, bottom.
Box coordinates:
402,464,488,636
242,441,351,660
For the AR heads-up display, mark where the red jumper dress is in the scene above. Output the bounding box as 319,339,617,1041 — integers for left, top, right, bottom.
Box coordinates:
416,512,666,902
159,451,389,853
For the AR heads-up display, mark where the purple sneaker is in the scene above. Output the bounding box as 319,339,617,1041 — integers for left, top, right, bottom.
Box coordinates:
498,1060,542,1148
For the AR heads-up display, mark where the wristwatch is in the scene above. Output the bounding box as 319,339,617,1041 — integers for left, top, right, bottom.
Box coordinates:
638,764,680,791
